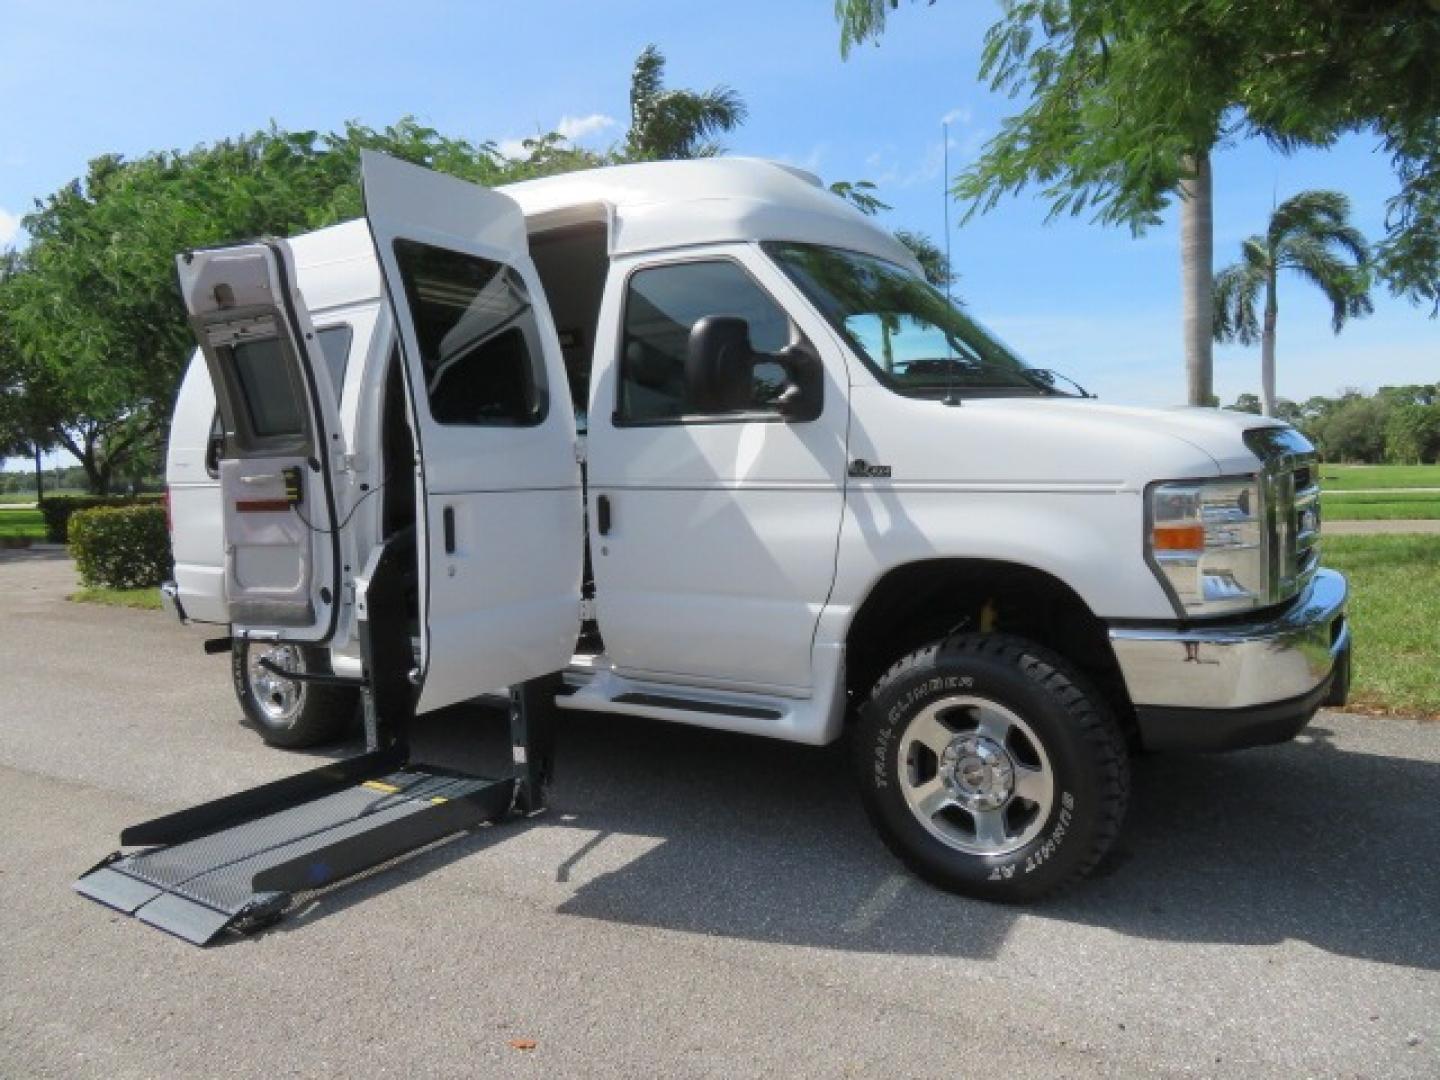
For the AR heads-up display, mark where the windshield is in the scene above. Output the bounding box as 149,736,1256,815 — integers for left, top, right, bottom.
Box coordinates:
763,242,1071,399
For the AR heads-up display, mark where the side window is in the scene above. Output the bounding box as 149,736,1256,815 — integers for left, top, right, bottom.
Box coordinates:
210,325,349,468
392,239,548,427
231,337,305,438
619,260,792,423
315,324,353,395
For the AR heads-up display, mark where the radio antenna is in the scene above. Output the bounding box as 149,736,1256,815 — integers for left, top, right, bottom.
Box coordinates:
942,119,961,407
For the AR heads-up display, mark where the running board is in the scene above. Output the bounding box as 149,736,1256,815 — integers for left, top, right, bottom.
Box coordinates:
74,752,515,945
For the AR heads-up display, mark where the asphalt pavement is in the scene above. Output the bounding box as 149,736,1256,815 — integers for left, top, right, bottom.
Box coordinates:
1,548,1437,1078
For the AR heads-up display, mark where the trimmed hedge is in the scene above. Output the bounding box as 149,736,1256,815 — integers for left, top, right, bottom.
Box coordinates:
40,494,163,543
68,505,173,590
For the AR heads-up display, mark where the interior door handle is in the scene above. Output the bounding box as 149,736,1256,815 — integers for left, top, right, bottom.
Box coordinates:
443,506,456,554
597,494,611,536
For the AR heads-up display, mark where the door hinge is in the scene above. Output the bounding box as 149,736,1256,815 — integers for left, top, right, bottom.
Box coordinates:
579,598,597,622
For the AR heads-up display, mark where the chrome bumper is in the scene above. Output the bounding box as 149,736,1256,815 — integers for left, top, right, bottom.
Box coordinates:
1110,567,1349,716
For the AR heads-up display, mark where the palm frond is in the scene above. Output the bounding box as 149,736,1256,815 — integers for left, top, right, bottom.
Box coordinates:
624,47,747,160
1284,236,1375,333
1213,256,1265,345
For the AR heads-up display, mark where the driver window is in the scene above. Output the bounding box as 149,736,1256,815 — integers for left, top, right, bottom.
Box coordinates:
618,260,790,423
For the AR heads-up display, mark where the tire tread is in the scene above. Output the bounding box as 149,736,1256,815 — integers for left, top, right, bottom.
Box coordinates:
857,632,1129,899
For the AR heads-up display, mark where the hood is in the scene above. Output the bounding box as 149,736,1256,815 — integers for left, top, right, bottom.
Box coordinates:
846,390,1286,489
1000,400,1288,475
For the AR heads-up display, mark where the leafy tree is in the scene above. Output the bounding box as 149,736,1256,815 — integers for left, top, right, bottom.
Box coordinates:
823,181,957,292
1308,392,1388,462
624,45,747,160
893,228,956,290
1213,191,1372,416
1227,392,1262,415
1376,383,1440,408
0,120,598,493
835,0,1440,408
1273,398,1303,424
1385,403,1440,464
828,179,890,217
0,253,63,501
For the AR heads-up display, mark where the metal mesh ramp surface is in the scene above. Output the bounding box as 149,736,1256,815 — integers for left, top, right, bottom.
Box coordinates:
76,765,512,944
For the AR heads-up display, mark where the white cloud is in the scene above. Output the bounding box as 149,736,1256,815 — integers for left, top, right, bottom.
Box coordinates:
940,106,972,127
556,113,616,143
496,112,617,161
0,207,21,247
496,137,531,160
777,143,828,176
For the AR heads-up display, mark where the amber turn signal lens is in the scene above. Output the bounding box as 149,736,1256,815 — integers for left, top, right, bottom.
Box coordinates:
1153,524,1205,551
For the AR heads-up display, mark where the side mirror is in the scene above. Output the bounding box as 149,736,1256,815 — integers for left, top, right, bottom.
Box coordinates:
686,316,755,413
769,341,823,422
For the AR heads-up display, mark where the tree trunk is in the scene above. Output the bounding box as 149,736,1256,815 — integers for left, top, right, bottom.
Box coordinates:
32,443,44,504
1260,273,1278,417
79,435,108,495
1179,150,1214,407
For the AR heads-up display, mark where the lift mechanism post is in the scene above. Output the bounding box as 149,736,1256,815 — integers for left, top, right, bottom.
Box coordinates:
74,537,556,945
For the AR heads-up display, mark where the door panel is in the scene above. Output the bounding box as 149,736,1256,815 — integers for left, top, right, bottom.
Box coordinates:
586,248,851,692
176,243,344,643
361,151,584,711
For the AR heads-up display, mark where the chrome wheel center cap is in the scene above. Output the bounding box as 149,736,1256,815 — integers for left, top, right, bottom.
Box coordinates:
941,735,1014,811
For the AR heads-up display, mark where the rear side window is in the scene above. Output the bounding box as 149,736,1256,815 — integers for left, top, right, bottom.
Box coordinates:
315,324,352,395
392,239,548,426
232,338,305,438
210,324,349,472
618,260,791,423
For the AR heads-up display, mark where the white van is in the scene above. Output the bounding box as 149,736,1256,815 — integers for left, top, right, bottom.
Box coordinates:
160,152,1350,901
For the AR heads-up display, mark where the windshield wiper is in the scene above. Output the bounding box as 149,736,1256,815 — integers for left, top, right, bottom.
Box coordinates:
1020,368,1092,398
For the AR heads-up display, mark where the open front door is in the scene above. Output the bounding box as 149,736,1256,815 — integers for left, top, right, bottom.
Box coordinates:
361,151,584,713
177,243,345,643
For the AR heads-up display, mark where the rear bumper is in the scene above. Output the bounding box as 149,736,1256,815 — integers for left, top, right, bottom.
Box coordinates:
159,580,188,624
1109,568,1350,752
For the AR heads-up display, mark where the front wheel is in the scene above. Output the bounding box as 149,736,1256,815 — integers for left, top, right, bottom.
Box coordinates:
852,633,1129,902
232,641,357,749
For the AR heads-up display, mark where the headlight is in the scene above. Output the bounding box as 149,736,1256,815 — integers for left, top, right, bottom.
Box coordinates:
1148,477,1265,616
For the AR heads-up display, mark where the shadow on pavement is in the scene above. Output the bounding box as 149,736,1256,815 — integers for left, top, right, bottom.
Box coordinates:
267,705,1440,971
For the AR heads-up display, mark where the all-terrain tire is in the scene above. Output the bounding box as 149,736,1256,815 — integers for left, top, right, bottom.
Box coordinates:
852,632,1129,902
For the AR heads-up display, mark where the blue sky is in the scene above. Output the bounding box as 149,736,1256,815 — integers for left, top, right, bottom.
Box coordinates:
2,0,1435,470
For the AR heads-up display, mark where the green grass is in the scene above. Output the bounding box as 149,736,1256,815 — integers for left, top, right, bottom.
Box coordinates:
0,508,45,540
68,586,163,610
1324,535,1440,718
0,489,88,504
1319,464,1440,491
1322,491,1440,520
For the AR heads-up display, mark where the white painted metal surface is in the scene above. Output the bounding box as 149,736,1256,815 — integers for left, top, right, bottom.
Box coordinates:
174,241,346,644
584,243,852,692
360,151,584,713
164,153,1306,747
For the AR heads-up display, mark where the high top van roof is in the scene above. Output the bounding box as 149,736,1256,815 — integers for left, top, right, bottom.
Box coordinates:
500,157,918,269
286,157,919,311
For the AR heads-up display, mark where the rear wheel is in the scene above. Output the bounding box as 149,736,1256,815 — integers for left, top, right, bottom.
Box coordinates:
853,633,1129,902
232,641,357,749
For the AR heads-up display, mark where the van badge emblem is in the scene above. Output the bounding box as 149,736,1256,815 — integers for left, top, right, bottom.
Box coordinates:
848,459,892,479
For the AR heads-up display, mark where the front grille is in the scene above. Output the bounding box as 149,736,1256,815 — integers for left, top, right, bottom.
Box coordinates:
1270,462,1321,601
1244,427,1320,604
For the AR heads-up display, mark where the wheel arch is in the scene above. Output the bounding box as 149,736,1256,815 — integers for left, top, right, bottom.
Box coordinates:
840,558,1136,741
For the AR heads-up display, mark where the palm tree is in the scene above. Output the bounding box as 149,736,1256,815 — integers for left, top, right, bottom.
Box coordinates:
623,45,747,161
1213,191,1372,416
1180,152,1214,407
